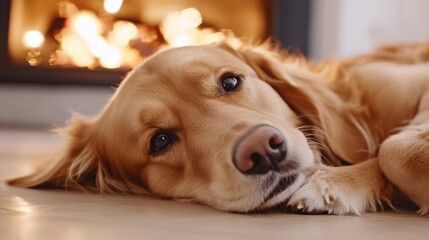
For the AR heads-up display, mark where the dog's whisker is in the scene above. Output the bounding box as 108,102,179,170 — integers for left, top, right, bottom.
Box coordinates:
296,123,337,164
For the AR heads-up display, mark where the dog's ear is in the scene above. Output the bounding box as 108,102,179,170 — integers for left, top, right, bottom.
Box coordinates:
7,114,129,193
218,42,342,166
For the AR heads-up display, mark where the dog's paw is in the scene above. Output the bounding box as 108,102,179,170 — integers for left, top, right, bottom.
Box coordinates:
288,169,377,215
417,205,429,216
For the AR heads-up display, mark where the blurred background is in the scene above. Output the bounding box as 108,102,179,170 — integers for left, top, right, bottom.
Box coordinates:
0,0,428,128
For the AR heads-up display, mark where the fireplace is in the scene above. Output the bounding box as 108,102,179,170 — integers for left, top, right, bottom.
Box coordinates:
0,0,310,86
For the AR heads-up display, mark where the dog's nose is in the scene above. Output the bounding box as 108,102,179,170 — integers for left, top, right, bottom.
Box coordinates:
233,125,287,175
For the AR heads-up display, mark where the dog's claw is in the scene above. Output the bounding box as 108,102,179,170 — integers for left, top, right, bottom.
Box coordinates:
324,194,335,205
296,200,306,210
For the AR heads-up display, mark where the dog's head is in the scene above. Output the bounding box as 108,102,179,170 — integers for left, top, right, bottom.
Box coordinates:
10,42,333,212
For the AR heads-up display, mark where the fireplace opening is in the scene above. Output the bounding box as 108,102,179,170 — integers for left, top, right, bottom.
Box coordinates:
0,0,310,85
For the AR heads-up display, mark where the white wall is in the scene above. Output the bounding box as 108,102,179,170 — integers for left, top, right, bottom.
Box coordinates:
310,0,429,61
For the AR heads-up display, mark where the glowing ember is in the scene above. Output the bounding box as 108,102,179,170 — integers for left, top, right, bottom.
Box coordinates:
23,30,45,48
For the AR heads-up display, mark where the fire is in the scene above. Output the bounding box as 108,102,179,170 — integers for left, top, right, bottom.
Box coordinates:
59,9,139,69
22,2,228,69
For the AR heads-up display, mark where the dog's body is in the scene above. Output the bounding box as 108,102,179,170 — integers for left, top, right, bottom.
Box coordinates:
8,41,429,215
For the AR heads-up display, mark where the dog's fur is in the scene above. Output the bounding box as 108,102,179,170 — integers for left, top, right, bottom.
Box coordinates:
8,41,429,215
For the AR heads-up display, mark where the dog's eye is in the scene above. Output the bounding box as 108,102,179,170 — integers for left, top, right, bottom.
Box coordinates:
150,133,172,154
221,75,241,92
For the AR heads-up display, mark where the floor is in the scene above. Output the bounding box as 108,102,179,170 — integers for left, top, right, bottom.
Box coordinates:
0,128,428,240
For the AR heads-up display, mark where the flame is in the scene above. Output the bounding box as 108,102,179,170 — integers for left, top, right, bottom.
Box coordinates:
61,31,95,67
60,10,131,68
87,36,108,58
29,4,228,69
177,8,202,29
104,0,123,14
161,8,202,47
113,21,138,47
71,11,101,42
100,45,122,68
161,8,225,47
23,30,45,48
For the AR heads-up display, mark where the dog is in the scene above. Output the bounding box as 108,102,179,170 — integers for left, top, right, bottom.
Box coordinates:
8,40,429,215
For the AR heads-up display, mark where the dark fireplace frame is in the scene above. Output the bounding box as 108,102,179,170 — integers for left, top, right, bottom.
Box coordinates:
0,0,310,86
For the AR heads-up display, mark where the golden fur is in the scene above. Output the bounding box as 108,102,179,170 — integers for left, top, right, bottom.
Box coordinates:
8,41,429,215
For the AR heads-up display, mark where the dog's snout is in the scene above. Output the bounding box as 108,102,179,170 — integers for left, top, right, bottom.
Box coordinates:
233,125,287,175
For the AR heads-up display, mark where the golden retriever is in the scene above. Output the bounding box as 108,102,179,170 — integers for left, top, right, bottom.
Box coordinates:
8,41,429,215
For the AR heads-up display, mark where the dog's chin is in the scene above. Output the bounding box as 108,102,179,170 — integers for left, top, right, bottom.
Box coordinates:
256,173,307,212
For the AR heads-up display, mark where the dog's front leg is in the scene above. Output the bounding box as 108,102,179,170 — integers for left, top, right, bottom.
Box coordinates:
288,158,392,215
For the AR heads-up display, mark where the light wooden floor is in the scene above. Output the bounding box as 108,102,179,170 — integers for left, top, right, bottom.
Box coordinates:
1,128,428,240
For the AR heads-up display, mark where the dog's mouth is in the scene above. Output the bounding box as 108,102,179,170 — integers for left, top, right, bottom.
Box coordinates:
256,173,306,211
263,174,297,202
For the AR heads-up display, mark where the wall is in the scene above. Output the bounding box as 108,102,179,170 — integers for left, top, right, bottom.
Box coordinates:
310,0,429,61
